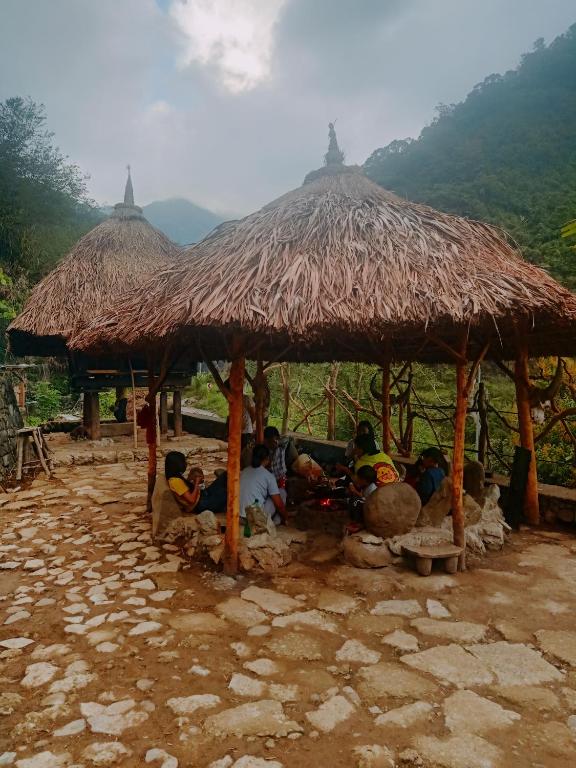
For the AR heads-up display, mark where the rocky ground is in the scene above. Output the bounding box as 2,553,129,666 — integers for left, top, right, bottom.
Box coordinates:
1,451,576,768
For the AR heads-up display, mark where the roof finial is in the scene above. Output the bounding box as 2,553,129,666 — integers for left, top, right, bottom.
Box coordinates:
124,164,134,206
324,122,344,166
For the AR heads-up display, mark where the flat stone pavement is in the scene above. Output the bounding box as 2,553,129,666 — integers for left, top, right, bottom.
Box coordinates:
1,462,576,768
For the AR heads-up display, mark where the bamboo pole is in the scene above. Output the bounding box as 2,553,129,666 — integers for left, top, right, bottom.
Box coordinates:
451,353,468,571
381,359,391,454
224,356,245,575
129,359,137,449
514,341,540,524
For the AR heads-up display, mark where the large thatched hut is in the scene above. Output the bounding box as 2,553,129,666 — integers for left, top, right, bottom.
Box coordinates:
8,171,192,437
72,127,576,572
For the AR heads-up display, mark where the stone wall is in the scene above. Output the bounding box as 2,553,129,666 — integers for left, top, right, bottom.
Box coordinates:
0,374,23,479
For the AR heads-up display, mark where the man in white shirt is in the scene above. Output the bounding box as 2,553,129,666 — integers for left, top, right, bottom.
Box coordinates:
240,444,287,525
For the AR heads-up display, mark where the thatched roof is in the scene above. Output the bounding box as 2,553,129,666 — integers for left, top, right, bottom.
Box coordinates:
71,129,576,363
8,171,181,357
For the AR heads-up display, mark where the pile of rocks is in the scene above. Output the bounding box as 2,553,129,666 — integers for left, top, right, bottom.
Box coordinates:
343,477,510,569
154,494,307,573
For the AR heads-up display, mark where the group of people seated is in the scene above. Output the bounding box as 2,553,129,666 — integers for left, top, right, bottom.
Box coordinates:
163,413,447,534
163,425,295,526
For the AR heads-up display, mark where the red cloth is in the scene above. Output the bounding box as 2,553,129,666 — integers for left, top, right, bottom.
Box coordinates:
137,403,156,445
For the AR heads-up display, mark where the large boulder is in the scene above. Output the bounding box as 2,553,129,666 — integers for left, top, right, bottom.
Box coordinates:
364,483,421,539
342,534,393,569
417,477,451,527
417,477,482,528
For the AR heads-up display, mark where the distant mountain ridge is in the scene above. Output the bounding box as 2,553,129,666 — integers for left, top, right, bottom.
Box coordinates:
142,198,224,245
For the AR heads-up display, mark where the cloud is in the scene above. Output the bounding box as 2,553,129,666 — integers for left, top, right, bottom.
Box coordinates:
1,0,575,216
170,0,287,92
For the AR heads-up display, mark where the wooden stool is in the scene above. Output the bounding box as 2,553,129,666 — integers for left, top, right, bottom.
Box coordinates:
16,427,52,481
401,543,463,576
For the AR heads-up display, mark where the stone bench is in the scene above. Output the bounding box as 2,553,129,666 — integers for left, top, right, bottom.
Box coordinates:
401,543,463,576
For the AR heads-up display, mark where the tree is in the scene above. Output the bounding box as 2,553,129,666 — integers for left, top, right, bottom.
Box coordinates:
0,97,101,351
0,97,100,283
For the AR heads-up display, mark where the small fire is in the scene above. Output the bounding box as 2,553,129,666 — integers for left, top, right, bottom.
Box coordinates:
319,498,332,507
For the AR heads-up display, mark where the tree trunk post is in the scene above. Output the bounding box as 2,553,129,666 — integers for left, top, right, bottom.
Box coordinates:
254,360,265,443
514,342,540,524
224,356,245,575
381,359,391,454
173,390,183,437
159,390,168,436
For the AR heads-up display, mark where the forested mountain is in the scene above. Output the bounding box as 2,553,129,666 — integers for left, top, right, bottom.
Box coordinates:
365,24,576,287
143,198,223,245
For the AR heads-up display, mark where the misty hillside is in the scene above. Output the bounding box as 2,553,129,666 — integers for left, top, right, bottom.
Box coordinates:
142,198,223,245
365,24,576,288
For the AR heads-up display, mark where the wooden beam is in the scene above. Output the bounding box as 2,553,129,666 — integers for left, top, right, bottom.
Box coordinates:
173,390,183,437
223,356,245,575
514,340,540,524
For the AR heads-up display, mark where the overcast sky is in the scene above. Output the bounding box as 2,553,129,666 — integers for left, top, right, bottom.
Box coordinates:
1,0,574,215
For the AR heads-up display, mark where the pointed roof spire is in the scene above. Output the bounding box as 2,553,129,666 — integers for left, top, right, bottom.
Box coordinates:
124,164,134,206
324,122,344,167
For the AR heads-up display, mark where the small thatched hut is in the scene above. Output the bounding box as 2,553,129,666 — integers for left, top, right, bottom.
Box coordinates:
8,171,192,437
72,127,576,572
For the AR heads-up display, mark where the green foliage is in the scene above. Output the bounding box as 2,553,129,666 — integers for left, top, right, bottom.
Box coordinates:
364,25,576,287
27,380,63,423
0,96,102,354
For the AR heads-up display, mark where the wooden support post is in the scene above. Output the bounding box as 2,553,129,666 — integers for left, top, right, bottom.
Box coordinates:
451,355,468,570
477,382,488,467
254,360,265,443
326,363,339,442
146,390,157,514
84,392,101,440
281,364,290,434
129,359,138,449
514,342,540,525
381,359,391,454
173,390,183,437
159,391,168,436
83,391,91,434
224,356,245,575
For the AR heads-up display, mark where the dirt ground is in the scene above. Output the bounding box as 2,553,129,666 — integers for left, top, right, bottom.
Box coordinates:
1,448,576,768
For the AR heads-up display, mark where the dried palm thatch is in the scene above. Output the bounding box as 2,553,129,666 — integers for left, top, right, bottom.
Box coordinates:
8,174,181,357
72,142,576,364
